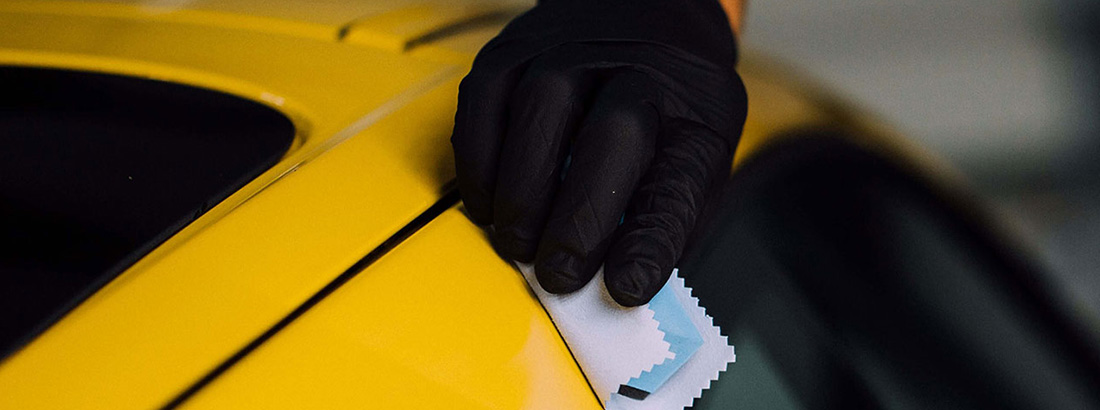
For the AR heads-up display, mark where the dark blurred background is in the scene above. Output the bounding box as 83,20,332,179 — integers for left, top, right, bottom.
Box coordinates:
742,0,1100,317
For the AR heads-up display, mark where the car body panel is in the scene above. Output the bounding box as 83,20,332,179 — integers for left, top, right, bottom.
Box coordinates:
0,0,523,42
179,208,601,409
0,1,597,408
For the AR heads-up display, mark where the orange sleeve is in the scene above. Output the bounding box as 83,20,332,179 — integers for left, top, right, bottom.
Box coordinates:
717,0,746,38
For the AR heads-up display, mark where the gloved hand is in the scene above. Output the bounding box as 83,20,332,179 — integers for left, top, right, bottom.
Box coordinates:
451,0,748,306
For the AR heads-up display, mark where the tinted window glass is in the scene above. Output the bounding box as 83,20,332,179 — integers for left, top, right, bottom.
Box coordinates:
0,67,295,357
681,135,1100,409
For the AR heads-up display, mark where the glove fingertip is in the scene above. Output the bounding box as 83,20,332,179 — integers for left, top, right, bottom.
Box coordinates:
459,197,493,226
604,258,664,307
535,250,590,294
490,229,538,263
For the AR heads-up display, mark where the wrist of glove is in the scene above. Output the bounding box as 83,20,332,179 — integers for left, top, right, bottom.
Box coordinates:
451,0,748,306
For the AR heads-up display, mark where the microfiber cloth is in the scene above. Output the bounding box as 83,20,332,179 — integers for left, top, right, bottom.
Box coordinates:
517,264,735,409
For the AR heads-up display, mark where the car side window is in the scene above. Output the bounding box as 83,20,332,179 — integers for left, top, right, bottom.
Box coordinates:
0,66,295,357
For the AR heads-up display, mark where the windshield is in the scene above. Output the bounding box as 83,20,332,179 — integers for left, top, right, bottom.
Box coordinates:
0,66,295,356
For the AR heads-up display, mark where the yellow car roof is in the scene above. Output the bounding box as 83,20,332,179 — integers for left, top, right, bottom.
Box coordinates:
0,1,599,409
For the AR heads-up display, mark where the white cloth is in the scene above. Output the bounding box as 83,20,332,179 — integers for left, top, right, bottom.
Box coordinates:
517,264,735,409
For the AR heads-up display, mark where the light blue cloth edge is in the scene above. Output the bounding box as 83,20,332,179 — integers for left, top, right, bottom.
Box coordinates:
624,269,705,394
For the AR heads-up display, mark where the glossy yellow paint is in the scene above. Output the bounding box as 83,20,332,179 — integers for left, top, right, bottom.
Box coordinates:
342,3,508,52
0,1,603,409
180,208,601,410
0,0,524,41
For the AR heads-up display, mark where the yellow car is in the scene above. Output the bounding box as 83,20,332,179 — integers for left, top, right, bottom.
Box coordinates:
2,1,1096,409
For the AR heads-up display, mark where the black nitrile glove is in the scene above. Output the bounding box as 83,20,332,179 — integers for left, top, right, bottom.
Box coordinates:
451,0,747,306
